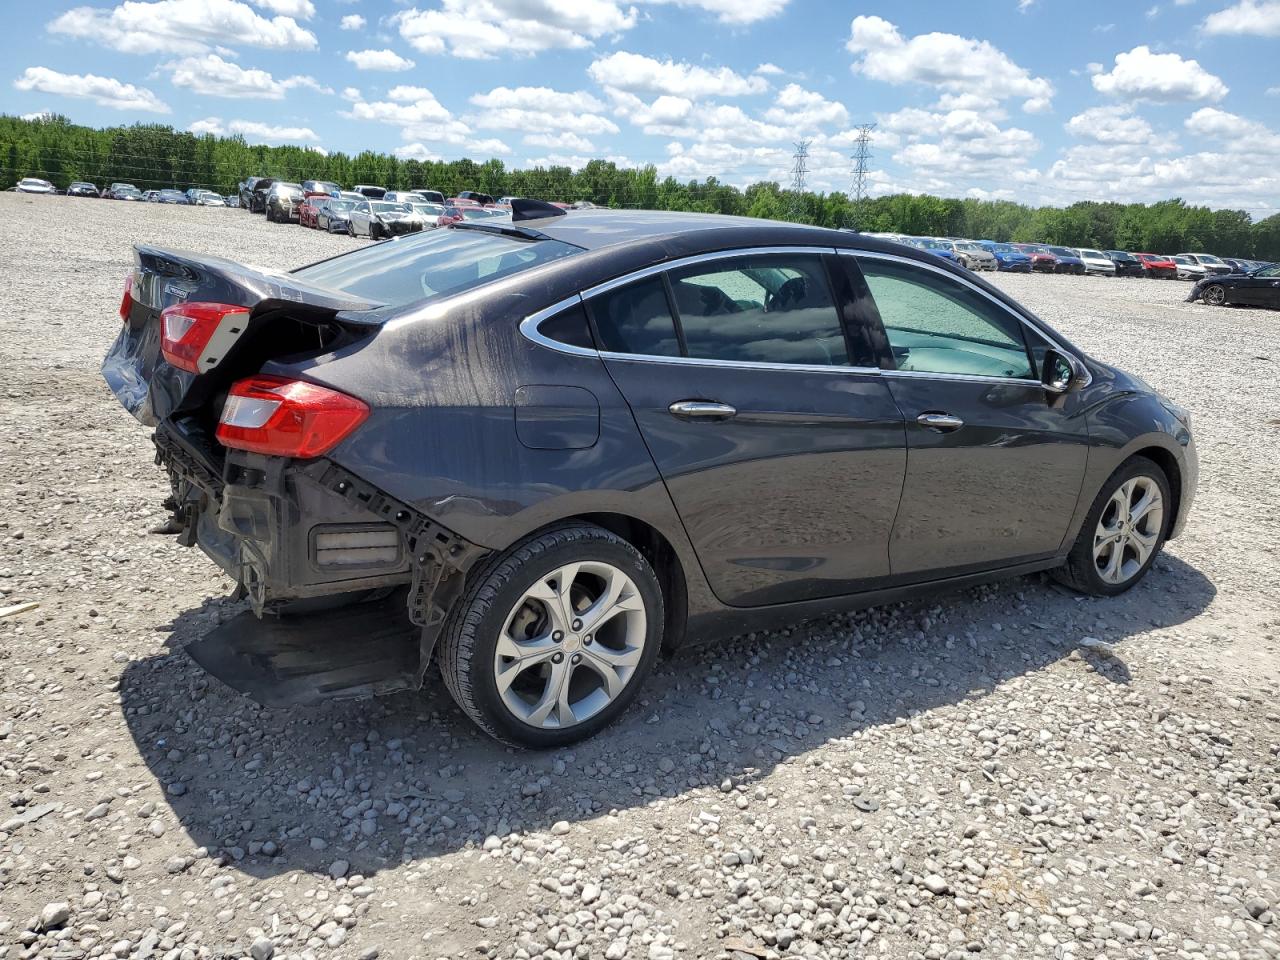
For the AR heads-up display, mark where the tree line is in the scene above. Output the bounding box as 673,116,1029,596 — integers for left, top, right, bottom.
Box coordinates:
4,113,1277,260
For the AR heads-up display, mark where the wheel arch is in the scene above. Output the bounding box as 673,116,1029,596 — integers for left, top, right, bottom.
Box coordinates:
1128,444,1183,540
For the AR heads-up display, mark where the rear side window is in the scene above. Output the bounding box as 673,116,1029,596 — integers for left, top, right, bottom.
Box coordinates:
857,258,1034,379
589,277,682,357
292,228,582,308
668,254,848,366
539,304,595,350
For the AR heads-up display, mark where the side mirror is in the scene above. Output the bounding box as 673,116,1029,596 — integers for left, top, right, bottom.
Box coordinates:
1041,348,1088,394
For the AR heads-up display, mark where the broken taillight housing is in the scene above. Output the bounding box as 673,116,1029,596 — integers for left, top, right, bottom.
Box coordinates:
119,274,134,323
160,302,250,373
216,375,370,458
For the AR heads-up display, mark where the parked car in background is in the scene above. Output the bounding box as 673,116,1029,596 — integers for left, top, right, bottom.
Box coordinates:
240,177,276,213
456,190,494,206
157,189,189,204
265,182,304,222
113,186,145,201
447,197,482,208
297,195,325,229
405,200,445,226
353,184,387,199
336,190,365,203
1133,253,1177,278
67,181,99,197
1014,244,1060,273
225,195,239,208
104,182,140,200
413,189,446,205
1186,262,1280,309
1178,253,1231,277
302,179,341,199
102,205,1197,746
936,240,996,271
1104,250,1145,277
1170,255,1207,281
977,241,1033,272
1071,248,1116,276
15,177,56,194
144,190,161,202
903,237,964,266
316,198,356,233
1044,246,1085,275
347,199,423,238
1222,258,1255,273
188,189,226,206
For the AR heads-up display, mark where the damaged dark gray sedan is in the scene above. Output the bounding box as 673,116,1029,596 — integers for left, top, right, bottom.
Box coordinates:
103,200,1197,747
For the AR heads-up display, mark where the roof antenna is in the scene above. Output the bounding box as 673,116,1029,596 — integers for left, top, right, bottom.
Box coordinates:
511,198,567,221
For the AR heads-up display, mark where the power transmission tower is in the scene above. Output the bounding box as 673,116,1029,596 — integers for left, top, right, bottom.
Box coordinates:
788,140,810,221
849,123,876,229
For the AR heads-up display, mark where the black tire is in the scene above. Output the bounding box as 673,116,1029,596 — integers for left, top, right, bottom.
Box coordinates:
1202,284,1227,306
1052,456,1172,597
437,523,664,748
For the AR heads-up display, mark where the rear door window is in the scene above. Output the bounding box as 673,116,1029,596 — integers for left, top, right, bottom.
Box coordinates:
667,254,849,366
588,277,682,357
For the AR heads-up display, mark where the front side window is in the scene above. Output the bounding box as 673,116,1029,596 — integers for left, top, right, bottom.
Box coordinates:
857,258,1034,380
668,254,849,366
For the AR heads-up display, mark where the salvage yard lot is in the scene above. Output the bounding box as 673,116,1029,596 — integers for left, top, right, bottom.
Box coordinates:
1,191,1278,960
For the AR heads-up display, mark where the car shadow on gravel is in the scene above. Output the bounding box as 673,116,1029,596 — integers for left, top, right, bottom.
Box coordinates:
118,555,1214,881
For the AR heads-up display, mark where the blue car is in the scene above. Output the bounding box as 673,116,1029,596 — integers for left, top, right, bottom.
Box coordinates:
903,237,963,265
977,241,1033,273
1046,246,1086,275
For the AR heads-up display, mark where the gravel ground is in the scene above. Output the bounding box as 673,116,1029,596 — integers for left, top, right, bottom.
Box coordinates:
1,193,1278,960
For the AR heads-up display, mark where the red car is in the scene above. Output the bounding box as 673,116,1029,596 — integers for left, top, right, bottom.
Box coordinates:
1013,244,1060,273
297,197,324,229
301,179,340,199
1134,253,1178,279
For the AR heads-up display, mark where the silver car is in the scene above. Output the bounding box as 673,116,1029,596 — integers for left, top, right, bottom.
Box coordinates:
942,239,998,271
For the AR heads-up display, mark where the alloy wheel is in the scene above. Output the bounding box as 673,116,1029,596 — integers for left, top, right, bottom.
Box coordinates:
494,561,647,729
1092,476,1164,585
1203,284,1226,306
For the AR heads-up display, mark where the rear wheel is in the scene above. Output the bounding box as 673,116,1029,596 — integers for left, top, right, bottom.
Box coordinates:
438,524,663,748
1202,284,1227,306
1053,456,1170,596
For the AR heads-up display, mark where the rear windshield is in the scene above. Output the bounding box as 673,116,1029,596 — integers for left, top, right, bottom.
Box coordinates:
292,227,583,308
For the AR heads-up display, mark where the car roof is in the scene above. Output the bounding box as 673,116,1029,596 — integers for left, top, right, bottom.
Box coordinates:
528,208,888,253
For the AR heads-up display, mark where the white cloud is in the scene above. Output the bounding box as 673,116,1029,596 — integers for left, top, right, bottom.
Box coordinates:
339,13,365,29
470,85,606,113
350,92,451,126
252,0,313,17
345,49,416,71
341,86,362,101
394,142,441,161
588,50,768,98
468,85,619,138
1202,0,1280,34
524,131,596,152
754,62,783,75
21,110,56,121
48,0,317,55
187,116,318,142
1063,105,1176,149
876,106,1039,176
14,66,169,113
643,0,791,24
1091,45,1228,102
762,83,849,131
395,0,635,59
846,16,1054,113
228,119,319,142
164,54,329,98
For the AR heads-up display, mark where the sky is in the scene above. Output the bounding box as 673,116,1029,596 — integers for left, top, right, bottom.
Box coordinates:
3,0,1278,216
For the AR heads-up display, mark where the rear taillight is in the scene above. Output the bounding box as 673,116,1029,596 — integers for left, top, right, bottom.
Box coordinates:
119,274,134,323
216,375,369,459
160,302,250,373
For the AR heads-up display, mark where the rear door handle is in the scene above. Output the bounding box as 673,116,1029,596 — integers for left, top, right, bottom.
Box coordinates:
669,400,737,420
916,412,964,432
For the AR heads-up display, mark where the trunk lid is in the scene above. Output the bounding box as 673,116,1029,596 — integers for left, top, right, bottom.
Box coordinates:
103,244,383,427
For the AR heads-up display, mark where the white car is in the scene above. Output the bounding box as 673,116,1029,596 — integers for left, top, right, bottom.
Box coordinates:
1072,248,1117,276
1177,252,1232,277
1170,255,1207,281
15,177,55,194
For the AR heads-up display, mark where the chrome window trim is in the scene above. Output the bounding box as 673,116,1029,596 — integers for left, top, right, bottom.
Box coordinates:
841,248,1091,386
520,245,882,375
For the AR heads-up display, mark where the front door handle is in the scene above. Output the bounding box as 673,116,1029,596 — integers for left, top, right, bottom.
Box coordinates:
916,412,964,432
669,400,737,420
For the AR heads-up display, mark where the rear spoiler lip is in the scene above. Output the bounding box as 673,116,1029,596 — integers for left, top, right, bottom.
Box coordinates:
132,244,386,318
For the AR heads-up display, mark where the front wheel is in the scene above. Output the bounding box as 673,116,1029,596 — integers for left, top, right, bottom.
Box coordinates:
1202,284,1227,306
1053,456,1171,596
438,524,664,748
